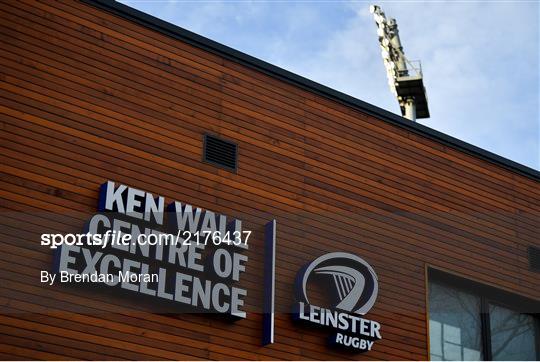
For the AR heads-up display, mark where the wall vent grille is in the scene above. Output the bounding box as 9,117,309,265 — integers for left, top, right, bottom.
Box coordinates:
528,246,540,272
203,134,238,172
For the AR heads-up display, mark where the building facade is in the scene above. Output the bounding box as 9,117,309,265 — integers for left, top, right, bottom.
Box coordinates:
0,0,538,360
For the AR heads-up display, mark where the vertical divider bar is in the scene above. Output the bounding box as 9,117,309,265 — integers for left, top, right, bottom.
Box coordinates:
262,219,277,345
480,297,493,361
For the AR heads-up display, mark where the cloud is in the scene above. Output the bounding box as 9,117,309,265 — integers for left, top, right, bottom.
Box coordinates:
121,0,539,169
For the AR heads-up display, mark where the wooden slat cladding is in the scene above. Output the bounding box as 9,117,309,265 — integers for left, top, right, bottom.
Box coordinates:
0,0,538,360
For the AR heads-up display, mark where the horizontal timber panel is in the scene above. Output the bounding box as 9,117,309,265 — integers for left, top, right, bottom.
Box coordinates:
0,109,532,290
2,2,536,218
22,0,540,205
0,0,538,361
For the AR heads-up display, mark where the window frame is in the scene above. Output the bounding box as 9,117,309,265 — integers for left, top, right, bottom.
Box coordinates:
428,268,539,361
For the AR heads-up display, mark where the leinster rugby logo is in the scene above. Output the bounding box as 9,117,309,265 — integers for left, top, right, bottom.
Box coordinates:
294,252,382,352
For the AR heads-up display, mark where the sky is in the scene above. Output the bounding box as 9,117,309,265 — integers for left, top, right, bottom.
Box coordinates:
120,0,539,170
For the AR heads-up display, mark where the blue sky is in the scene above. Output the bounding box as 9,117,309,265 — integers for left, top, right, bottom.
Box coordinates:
120,1,539,170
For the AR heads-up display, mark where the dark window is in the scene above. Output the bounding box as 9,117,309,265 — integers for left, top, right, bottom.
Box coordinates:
203,134,238,172
429,281,483,360
489,303,538,360
429,269,539,361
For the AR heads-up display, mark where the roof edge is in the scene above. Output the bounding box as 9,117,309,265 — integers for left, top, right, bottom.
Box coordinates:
82,0,540,182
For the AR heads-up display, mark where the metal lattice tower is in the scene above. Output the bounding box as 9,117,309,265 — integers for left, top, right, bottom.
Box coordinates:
370,5,430,121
